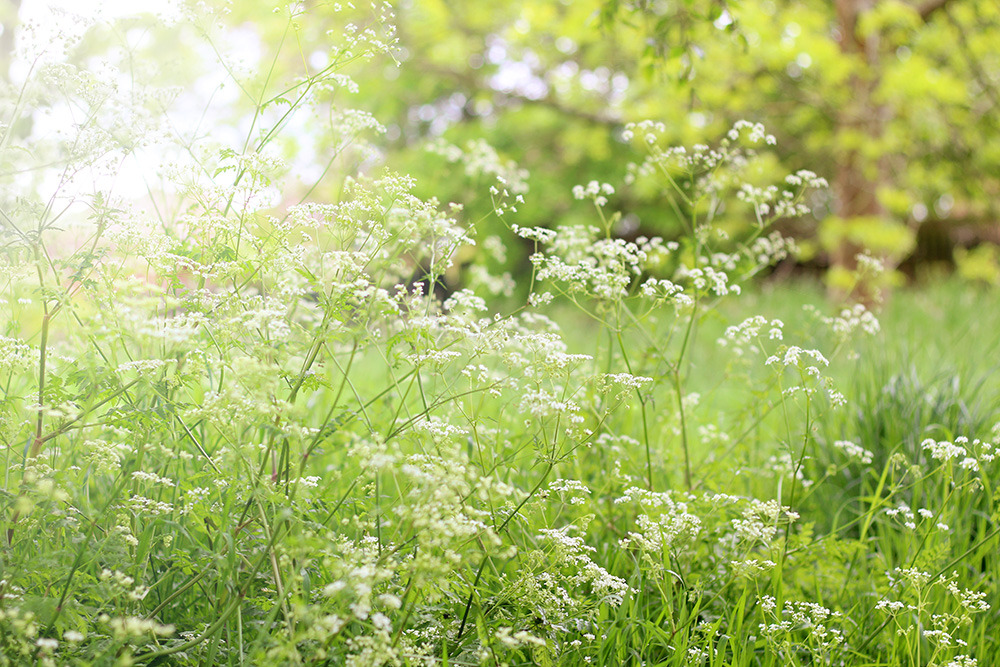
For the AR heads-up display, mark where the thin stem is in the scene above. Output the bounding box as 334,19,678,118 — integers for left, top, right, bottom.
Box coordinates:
614,328,654,491
454,462,554,645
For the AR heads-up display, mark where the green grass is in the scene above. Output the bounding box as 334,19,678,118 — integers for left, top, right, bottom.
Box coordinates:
9,273,999,666
2,6,999,663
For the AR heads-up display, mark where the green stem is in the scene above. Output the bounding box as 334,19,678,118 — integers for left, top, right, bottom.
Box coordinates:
453,462,554,645
135,517,287,663
614,329,654,491
28,311,49,461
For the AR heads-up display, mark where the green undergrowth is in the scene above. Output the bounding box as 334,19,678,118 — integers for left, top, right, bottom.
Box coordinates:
1,4,998,666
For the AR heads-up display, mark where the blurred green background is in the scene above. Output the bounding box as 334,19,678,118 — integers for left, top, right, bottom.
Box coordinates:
270,0,1000,291
4,0,999,292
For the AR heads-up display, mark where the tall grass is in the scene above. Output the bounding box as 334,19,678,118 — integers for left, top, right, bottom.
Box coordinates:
0,4,997,666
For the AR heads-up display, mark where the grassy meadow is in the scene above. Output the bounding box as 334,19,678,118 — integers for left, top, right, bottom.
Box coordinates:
2,4,1000,667
4,197,999,667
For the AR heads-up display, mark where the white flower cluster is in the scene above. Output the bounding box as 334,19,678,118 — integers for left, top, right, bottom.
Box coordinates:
228,295,294,342
620,119,666,144
617,488,703,570
519,387,583,422
180,486,212,515
127,494,174,516
766,345,846,406
736,173,826,221
82,439,134,475
503,331,593,378
405,349,461,367
494,626,546,649
748,231,798,265
885,502,950,531
639,276,689,304
99,569,149,601
106,209,178,263
727,120,777,145
531,227,670,301
942,657,978,667
766,345,829,369
833,439,874,464
719,315,784,356
922,437,982,470
135,311,208,346
411,415,469,441
623,122,829,243
0,335,32,370
537,525,632,606
598,372,653,401
102,615,174,640
114,359,175,375
572,180,615,207
731,498,799,546
443,288,488,313
547,478,592,506
626,120,769,179
729,558,777,578
675,264,740,296
878,569,990,657
825,303,881,340
131,471,176,487
783,170,828,188
855,251,887,276
512,224,558,244
758,597,844,654
943,575,991,613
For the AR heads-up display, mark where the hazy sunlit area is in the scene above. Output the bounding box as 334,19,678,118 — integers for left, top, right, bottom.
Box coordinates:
1,0,998,664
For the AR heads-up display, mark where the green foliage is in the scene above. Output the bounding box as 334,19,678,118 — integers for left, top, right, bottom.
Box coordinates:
329,0,1000,275
956,243,1000,285
0,2,998,667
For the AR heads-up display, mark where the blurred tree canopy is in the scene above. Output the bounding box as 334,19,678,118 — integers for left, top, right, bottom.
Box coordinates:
334,0,999,285
8,0,997,287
